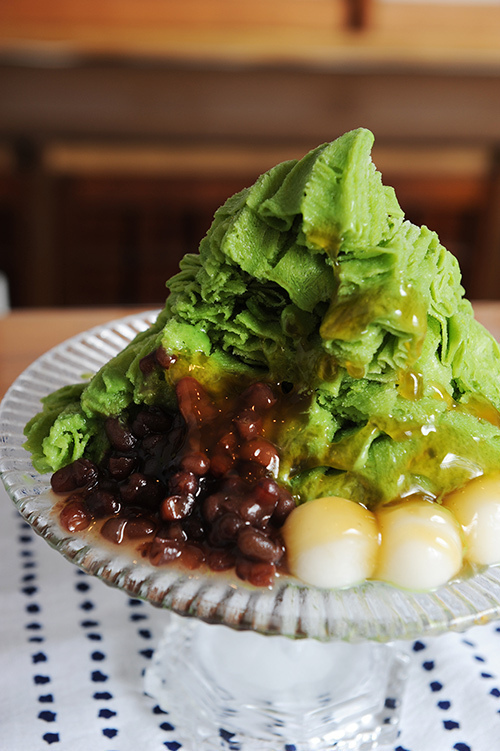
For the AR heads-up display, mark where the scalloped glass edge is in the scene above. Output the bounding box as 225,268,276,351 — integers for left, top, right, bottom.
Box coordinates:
2,310,500,642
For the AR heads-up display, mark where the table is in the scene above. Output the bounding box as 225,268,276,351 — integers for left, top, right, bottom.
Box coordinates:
0,306,148,400
2,305,500,751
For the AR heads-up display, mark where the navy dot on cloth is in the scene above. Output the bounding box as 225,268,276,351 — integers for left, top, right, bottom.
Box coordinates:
34,675,51,685
6,485,500,751
99,709,117,719
430,681,443,692
76,582,91,592
437,700,451,710
160,722,175,731
102,728,118,739
91,670,108,682
153,705,168,715
42,732,60,744
38,710,56,722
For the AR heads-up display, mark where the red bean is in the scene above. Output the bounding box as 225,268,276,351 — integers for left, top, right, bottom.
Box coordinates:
124,517,157,540
105,417,137,452
182,516,205,541
166,522,188,542
149,537,183,566
273,489,296,524
139,352,158,375
155,347,178,369
161,494,195,521
180,451,210,476
202,493,226,523
238,498,270,526
239,438,279,472
210,512,246,545
176,377,218,428
59,497,92,532
107,454,137,480
50,372,297,587
233,409,263,440
180,544,205,570
132,407,172,437
51,465,76,494
237,527,283,563
235,558,276,587
51,459,98,494
207,548,236,571
169,470,198,497
85,489,121,518
217,432,238,452
141,434,165,454
120,473,164,508
254,478,280,507
241,382,277,412
219,475,247,496
209,451,235,477
100,517,128,544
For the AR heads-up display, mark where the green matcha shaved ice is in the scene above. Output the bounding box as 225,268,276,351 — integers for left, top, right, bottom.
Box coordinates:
24,127,500,508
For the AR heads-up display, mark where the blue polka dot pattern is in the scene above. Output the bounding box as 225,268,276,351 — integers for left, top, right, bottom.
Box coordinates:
38,710,56,722
94,691,113,700
15,517,61,746
42,732,60,744
153,705,169,715
74,571,121,746
99,708,117,719
5,488,500,750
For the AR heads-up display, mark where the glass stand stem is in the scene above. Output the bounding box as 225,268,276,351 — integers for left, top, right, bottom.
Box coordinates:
144,613,409,751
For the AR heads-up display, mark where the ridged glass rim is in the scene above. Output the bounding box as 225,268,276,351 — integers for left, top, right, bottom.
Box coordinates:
2,310,500,642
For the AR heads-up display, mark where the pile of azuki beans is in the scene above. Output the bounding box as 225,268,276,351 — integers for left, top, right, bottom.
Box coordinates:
52,375,296,587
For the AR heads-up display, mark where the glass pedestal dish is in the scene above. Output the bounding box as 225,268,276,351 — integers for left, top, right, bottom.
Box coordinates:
2,312,500,750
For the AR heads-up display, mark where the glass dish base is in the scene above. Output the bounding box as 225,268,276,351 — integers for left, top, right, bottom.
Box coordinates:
144,613,409,751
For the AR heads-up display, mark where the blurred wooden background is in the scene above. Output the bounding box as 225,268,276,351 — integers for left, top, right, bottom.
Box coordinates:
2,0,500,307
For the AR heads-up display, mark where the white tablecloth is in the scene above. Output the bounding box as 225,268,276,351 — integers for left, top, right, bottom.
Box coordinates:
1,481,500,751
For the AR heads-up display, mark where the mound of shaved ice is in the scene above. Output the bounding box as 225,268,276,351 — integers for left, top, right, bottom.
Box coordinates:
25,128,500,509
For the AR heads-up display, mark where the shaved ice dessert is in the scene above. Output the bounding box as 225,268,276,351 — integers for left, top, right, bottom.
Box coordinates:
23,128,500,590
